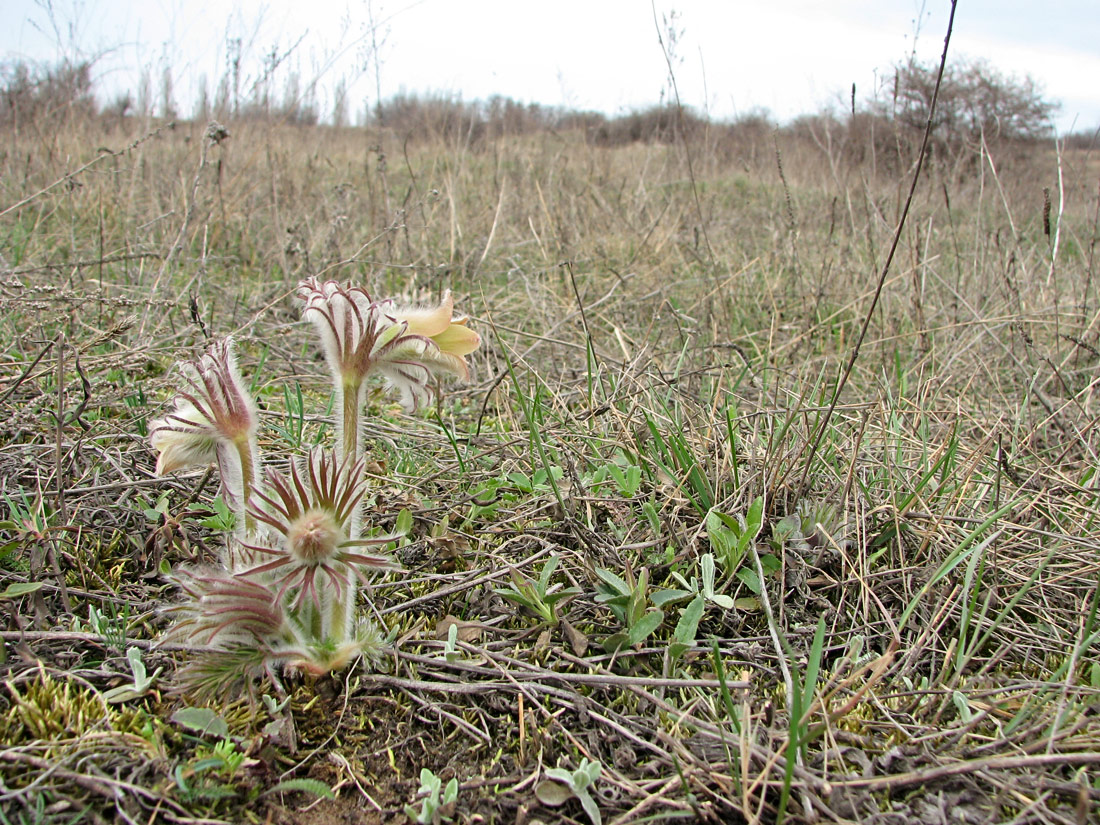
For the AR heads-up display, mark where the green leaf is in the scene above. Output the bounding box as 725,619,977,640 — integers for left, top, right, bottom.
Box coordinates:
0,582,44,599
737,567,762,594
774,513,801,541
745,496,764,535
673,595,705,647
535,779,573,806
171,706,229,738
442,777,459,805
627,609,664,646
627,572,649,626
710,592,735,609
191,757,228,774
758,553,782,576
126,646,148,684
625,465,641,495
593,567,629,596
602,631,631,653
419,767,442,793
102,685,144,704
497,588,537,611
801,616,827,724
198,496,235,531
543,587,581,608
670,595,705,661
394,508,413,537
576,787,603,825
578,758,601,786
173,765,191,794
699,553,735,608
701,552,718,593
538,555,561,592
543,766,574,785
952,690,973,723
508,472,533,492
650,587,692,607
706,511,737,562
264,778,335,799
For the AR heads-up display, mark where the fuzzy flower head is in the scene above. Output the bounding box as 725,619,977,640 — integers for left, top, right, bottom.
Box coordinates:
149,338,259,506
242,448,400,609
297,277,479,410
163,568,286,648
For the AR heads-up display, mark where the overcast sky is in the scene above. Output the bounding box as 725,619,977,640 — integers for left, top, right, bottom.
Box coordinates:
3,1,1098,133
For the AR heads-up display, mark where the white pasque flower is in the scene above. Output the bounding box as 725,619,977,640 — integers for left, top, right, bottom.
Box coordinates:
297,277,480,411
148,337,260,511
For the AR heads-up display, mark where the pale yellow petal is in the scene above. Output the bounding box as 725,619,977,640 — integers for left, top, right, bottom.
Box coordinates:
397,291,454,338
433,322,481,356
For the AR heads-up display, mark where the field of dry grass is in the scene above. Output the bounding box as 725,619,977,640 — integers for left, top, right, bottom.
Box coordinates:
1,103,1099,824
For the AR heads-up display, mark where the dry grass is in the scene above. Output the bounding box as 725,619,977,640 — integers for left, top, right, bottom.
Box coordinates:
1,106,1099,825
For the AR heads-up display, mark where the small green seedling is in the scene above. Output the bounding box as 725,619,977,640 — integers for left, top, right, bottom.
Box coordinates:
142,492,172,524
86,603,129,649
594,566,665,652
269,380,307,448
496,555,581,626
405,768,459,824
508,465,563,495
668,594,705,666
706,496,764,576
195,496,236,532
536,757,603,825
591,459,643,497
172,739,248,804
205,739,246,779
668,552,735,610
707,498,784,595
262,693,290,715
443,622,460,663
261,692,293,739
103,646,163,703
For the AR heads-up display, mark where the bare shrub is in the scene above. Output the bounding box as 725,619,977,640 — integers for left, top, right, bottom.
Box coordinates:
887,57,1056,142
0,59,97,127
868,57,1058,171
590,104,708,147
371,93,564,145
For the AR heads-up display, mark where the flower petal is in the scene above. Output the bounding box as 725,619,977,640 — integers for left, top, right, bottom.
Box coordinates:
396,291,454,338
433,322,481,357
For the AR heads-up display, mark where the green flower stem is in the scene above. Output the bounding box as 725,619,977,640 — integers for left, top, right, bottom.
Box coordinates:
340,379,362,464
339,378,365,540
336,561,361,649
235,435,259,537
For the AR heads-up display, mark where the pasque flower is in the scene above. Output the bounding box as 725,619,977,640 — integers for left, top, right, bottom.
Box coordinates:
163,564,383,689
297,278,480,460
149,338,260,526
164,567,286,647
156,279,478,697
389,289,481,382
241,448,400,611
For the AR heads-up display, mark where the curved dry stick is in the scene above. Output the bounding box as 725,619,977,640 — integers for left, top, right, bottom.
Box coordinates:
795,1,959,495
